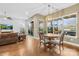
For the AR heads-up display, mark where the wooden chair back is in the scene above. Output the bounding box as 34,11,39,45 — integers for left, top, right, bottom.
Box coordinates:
59,31,65,44
39,32,44,40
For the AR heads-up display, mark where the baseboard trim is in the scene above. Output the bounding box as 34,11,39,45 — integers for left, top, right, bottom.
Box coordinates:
64,41,79,50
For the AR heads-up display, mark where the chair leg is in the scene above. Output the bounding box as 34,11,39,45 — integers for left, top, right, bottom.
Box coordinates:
52,44,56,52
44,44,47,51
62,44,64,50
59,45,62,55
39,42,41,49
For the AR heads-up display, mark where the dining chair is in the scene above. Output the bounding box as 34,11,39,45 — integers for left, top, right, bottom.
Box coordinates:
51,31,65,54
39,32,49,50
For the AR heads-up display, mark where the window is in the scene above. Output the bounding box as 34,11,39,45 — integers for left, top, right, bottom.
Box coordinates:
58,18,63,34
47,15,78,45
0,24,13,30
47,18,63,34
47,15,76,37
53,20,58,34
63,15,76,36
47,21,53,33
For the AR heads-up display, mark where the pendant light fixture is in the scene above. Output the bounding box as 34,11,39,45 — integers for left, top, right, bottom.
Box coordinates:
3,8,12,20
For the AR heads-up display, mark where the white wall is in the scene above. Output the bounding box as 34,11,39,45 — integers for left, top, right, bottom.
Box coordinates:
13,19,26,33
0,18,26,33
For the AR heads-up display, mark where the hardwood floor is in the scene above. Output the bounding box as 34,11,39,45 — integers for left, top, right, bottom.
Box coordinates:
0,36,79,56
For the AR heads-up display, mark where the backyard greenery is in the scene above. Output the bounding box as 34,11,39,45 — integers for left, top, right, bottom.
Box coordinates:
0,24,13,30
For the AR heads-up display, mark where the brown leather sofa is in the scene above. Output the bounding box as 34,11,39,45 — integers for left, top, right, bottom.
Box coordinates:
0,32,18,45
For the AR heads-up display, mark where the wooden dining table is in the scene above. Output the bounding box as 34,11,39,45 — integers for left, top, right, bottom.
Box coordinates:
44,33,60,49
44,33,59,39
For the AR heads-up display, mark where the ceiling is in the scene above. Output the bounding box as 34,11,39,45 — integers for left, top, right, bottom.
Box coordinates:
0,3,76,20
